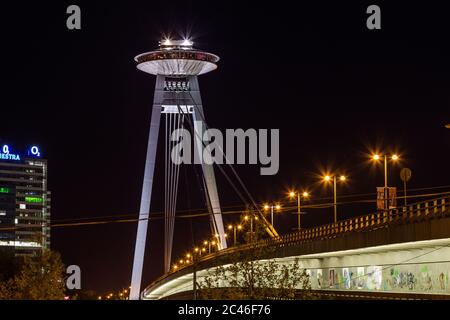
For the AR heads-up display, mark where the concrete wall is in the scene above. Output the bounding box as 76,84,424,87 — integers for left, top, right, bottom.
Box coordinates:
144,238,450,299
143,211,450,299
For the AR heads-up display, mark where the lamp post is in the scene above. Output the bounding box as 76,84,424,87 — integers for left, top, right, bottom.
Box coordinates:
323,174,347,223
289,191,310,230
263,204,281,229
203,240,211,254
243,214,259,243
227,224,242,246
372,153,400,211
209,240,217,254
192,250,199,300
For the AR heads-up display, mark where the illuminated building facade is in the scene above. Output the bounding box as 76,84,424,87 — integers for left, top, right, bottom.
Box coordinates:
0,144,50,256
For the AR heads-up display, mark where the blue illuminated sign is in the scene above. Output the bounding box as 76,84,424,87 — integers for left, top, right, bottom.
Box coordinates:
0,144,42,161
29,146,41,157
0,145,21,161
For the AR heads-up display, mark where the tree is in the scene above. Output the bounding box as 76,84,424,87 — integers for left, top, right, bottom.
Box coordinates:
0,248,16,282
198,244,312,300
0,249,66,300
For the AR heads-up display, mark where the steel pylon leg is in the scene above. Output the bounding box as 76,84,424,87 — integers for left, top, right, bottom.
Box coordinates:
129,76,164,300
189,76,227,250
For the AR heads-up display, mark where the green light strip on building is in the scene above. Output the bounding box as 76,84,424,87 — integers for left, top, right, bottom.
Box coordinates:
0,187,10,193
25,196,43,203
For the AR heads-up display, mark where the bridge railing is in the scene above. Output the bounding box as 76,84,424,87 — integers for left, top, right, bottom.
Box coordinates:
265,194,450,247
175,194,450,271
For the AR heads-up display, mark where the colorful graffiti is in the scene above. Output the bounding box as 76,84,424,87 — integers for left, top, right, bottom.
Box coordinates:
307,263,450,294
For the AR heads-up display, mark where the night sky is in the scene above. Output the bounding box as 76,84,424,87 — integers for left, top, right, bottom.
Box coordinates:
1,1,449,293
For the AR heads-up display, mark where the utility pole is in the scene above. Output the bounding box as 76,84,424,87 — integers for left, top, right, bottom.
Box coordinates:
333,176,337,223
193,250,199,300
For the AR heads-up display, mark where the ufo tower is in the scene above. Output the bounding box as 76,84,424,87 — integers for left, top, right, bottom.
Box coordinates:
129,39,227,299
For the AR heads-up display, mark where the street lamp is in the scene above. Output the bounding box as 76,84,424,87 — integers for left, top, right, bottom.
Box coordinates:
192,246,204,300
227,224,242,246
322,174,347,223
371,153,400,211
203,240,217,254
289,191,310,230
192,242,209,299
203,240,211,254
263,204,281,229
243,214,259,243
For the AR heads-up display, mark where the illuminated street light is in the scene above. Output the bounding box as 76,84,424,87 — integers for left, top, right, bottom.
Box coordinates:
263,204,281,229
228,224,243,246
322,174,348,223
371,152,402,211
243,212,258,243
203,241,213,254
289,190,310,230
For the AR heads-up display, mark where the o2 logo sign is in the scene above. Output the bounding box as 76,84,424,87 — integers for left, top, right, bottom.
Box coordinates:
0,144,42,161
28,145,41,157
0,144,21,161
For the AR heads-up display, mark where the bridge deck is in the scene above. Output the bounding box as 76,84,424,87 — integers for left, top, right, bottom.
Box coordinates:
143,195,450,299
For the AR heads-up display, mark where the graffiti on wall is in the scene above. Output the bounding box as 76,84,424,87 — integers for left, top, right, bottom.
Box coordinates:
307,262,450,294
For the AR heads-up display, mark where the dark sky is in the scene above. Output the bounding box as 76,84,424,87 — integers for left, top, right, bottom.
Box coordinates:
1,1,449,293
